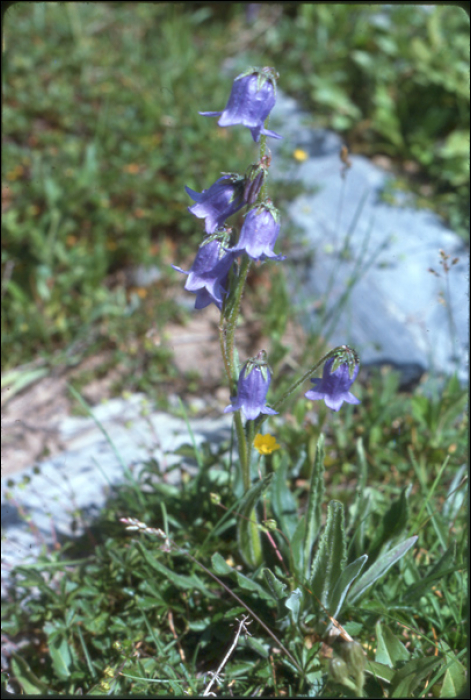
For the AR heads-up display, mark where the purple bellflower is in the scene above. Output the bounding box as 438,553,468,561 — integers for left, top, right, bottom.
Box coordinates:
224,351,278,421
305,357,361,412
200,67,282,143
172,236,235,310
185,174,245,235
230,200,285,262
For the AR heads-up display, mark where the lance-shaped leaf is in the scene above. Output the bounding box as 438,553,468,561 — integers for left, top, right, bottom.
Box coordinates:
348,535,418,604
368,487,411,564
271,455,298,540
289,514,307,582
303,434,326,579
237,474,273,568
348,437,368,532
328,554,368,624
309,500,347,611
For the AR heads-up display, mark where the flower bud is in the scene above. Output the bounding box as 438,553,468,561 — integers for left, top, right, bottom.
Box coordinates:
329,656,349,684
340,640,366,674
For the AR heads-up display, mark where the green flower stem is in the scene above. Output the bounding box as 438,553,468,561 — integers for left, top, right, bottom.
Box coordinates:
273,350,337,410
225,256,251,384
246,419,255,477
259,130,268,201
218,309,232,388
234,411,250,491
246,507,263,566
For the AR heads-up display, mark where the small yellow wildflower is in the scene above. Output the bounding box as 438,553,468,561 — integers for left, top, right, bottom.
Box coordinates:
253,433,281,455
123,163,140,174
293,148,308,162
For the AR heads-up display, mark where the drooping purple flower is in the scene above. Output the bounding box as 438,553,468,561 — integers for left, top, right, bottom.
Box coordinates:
224,351,278,421
230,201,285,262
305,358,361,412
200,67,282,143
172,237,235,310
185,175,245,235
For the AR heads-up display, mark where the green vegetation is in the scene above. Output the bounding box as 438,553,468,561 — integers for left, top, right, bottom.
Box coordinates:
1,3,468,697
2,369,467,696
259,3,469,238
2,2,469,375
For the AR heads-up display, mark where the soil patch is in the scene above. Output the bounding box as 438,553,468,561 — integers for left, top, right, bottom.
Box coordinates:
1,306,307,478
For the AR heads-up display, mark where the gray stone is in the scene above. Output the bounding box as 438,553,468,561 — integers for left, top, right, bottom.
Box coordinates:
270,91,468,388
1,395,232,597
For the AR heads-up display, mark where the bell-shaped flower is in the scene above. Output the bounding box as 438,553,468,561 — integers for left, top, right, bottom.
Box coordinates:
230,201,285,262
305,357,360,412
185,174,245,235
224,351,278,421
172,236,235,310
200,67,282,142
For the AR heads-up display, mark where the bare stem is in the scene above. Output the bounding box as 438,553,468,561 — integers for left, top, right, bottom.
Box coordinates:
203,615,252,696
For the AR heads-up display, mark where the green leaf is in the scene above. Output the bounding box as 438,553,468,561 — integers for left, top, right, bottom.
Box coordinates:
289,514,307,581
442,464,467,522
303,434,325,579
11,653,50,695
137,542,216,598
330,554,368,621
348,536,418,604
263,568,288,601
375,621,410,667
44,623,72,680
368,487,410,563
309,500,346,611
210,553,274,602
348,437,368,529
439,650,467,698
390,656,441,698
237,474,272,568
365,659,395,683
285,586,303,624
0,365,48,398
12,567,48,588
271,456,298,539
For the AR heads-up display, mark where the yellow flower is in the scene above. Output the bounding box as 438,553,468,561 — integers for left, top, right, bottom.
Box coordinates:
293,149,308,162
253,433,281,455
